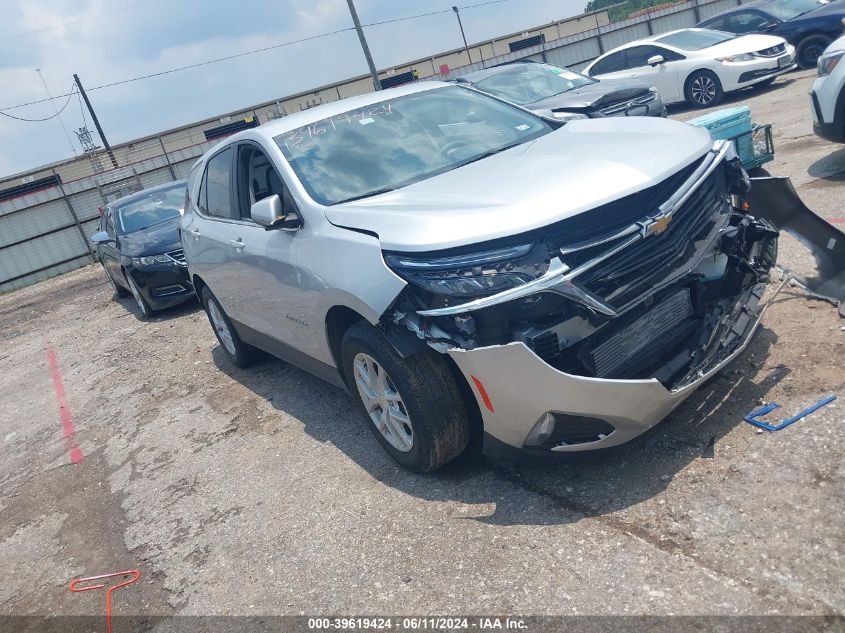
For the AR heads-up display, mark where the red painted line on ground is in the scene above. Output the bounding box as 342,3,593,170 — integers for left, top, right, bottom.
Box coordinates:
45,343,83,464
828,218,845,224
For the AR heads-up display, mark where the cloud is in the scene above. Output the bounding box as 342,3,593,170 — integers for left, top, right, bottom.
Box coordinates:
0,0,584,178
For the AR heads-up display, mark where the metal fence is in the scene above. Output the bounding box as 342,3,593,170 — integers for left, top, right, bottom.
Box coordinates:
0,0,744,294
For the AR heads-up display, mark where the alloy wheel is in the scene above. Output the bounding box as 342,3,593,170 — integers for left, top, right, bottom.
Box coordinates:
207,299,236,356
353,352,414,453
691,75,716,106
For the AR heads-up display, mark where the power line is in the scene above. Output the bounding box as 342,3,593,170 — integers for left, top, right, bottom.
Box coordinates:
0,84,76,121
88,27,356,91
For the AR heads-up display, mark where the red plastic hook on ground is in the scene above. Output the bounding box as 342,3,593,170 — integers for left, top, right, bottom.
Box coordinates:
69,570,141,633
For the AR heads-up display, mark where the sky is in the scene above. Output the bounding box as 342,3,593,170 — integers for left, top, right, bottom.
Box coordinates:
0,0,586,178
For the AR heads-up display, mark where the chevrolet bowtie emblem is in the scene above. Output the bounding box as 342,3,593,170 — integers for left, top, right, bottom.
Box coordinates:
646,211,674,237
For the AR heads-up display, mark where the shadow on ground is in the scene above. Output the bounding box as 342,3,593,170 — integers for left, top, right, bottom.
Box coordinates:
213,325,783,526
807,147,845,181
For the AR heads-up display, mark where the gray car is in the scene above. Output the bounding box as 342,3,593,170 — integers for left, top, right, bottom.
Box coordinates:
455,61,667,120
182,82,778,472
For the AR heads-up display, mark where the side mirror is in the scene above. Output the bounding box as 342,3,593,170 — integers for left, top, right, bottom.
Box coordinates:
90,230,113,244
251,194,303,232
648,55,665,66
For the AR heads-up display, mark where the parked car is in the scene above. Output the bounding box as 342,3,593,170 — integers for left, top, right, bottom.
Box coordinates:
454,61,667,120
811,33,845,140
697,0,845,69
182,82,778,472
584,28,796,108
91,181,193,319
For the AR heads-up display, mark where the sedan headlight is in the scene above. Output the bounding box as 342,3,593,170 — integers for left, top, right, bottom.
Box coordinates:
818,50,844,77
552,111,589,122
132,254,171,267
384,243,546,299
717,53,756,63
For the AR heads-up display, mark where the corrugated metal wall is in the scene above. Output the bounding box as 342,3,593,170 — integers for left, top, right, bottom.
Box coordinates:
0,0,747,295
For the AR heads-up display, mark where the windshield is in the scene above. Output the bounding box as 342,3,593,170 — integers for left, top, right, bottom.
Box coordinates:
274,86,553,206
473,64,596,105
764,0,824,20
655,29,736,50
117,185,185,233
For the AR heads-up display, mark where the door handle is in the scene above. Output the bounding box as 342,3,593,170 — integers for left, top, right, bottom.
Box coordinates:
186,228,200,237
229,238,245,251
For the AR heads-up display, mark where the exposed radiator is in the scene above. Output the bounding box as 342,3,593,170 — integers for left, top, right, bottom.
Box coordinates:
588,289,693,378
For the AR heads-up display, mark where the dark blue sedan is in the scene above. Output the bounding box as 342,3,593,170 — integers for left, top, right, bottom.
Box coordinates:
698,0,845,68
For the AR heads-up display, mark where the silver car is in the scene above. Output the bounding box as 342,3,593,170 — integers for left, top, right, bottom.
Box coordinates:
182,82,778,472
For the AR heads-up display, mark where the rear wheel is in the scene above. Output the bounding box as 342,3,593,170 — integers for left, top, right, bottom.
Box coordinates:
796,35,831,70
684,70,724,108
124,271,153,320
201,286,258,367
341,322,469,472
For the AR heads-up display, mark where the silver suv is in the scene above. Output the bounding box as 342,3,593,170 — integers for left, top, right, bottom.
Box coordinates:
182,82,778,472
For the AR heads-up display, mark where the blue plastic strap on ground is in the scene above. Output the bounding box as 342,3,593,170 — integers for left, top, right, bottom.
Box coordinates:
744,395,838,431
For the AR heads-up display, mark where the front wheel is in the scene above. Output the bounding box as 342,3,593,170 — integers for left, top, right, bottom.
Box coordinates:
341,322,469,472
796,35,831,69
124,271,153,320
103,264,130,298
684,70,724,108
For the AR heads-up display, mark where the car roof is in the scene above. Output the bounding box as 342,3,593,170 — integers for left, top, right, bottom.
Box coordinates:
595,27,721,53
457,61,545,83
110,180,186,208
701,0,770,21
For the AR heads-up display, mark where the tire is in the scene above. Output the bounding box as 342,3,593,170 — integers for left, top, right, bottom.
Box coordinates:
341,321,469,472
103,264,130,298
124,270,153,321
201,286,258,368
684,70,724,108
796,35,831,70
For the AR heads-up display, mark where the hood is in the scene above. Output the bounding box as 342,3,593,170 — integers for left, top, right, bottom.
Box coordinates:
119,217,182,257
526,78,652,111
325,117,713,252
707,33,790,55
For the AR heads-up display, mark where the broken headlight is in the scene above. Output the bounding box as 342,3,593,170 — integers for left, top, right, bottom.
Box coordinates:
383,243,546,299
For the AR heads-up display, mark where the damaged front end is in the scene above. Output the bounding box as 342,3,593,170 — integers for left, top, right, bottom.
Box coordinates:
381,141,782,453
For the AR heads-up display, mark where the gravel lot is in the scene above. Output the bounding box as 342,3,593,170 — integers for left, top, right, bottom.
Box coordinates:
1,69,844,620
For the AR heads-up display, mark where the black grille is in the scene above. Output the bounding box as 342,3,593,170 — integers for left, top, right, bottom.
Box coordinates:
545,156,705,246
599,91,656,116
756,43,786,57
166,248,186,265
576,165,728,308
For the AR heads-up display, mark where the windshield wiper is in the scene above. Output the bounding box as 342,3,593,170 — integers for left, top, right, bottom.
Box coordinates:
454,141,526,169
335,187,396,204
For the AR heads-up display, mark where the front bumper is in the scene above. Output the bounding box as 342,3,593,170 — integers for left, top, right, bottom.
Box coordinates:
448,280,772,454
128,264,194,310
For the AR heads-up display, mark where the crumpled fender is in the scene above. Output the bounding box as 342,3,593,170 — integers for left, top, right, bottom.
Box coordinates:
748,176,845,317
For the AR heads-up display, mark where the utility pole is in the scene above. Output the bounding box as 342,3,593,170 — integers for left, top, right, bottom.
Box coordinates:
36,68,77,158
73,73,118,168
452,6,473,65
346,0,382,91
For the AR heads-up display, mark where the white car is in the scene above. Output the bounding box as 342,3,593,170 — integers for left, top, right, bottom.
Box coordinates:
811,34,845,142
584,28,797,107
